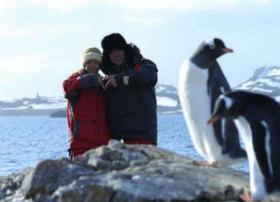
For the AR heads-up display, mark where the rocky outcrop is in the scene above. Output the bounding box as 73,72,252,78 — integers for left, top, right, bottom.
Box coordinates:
1,140,280,202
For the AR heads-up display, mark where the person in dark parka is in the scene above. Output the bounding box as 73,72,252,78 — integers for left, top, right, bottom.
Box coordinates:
101,33,158,145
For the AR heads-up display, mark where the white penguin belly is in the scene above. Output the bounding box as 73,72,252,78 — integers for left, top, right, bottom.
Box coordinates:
234,117,267,200
178,60,223,163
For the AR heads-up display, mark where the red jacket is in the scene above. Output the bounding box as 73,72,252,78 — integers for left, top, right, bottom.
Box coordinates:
63,69,110,157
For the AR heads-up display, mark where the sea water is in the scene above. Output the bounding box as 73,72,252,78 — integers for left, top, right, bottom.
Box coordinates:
0,115,247,176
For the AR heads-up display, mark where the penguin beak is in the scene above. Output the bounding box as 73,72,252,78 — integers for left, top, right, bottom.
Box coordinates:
207,115,221,125
222,48,234,53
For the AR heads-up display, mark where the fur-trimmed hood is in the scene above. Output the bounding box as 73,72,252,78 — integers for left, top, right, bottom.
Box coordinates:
101,33,143,74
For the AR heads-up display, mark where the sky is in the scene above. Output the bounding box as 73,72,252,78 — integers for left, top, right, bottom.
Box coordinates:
0,0,279,100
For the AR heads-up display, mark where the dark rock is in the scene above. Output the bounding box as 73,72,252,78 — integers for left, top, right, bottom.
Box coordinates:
50,110,66,118
21,158,96,199
1,140,279,202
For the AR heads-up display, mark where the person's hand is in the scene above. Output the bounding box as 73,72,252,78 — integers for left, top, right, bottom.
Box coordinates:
104,75,118,89
102,75,109,81
98,76,105,90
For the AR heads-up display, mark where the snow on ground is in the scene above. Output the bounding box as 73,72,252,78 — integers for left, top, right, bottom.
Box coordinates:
250,87,273,93
155,85,177,95
275,96,280,103
237,80,255,89
1,95,178,110
273,77,280,82
239,78,280,89
32,102,66,109
256,78,280,88
157,96,177,107
46,97,66,103
2,106,31,110
1,102,67,110
267,68,280,77
155,85,165,93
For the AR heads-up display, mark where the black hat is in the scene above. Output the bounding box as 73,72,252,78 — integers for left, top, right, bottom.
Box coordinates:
101,33,128,52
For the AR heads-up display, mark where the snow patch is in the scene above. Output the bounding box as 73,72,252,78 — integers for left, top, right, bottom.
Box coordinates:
23,100,29,105
157,96,177,107
250,87,273,93
275,96,280,103
267,69,280,77
255,78,280,88
156,85,165,93
32,103,67,109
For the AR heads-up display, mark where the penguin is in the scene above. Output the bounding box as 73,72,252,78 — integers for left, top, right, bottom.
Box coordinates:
208,90,280,202
178,38,246,167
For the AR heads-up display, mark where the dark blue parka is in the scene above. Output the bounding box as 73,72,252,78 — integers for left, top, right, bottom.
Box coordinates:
102,46,158,144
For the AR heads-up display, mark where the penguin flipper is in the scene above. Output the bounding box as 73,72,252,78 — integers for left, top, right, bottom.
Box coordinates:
223,119,247,159
207,62,231,114
208,63,229,147
252,122,274,192
207,62,231,102
208,63,246,159
269,123,280,190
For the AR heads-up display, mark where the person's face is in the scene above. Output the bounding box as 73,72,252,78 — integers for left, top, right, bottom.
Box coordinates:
85,60,100,74
109,49,126,66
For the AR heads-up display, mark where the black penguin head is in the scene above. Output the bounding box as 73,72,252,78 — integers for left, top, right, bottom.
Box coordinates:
190,38,233,68
208,90,280,125
207,91,247,124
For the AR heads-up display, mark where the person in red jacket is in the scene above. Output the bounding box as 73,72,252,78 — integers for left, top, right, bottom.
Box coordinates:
63,47,110,159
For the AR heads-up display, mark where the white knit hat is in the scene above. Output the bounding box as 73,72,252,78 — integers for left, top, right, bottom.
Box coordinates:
82,47,102,66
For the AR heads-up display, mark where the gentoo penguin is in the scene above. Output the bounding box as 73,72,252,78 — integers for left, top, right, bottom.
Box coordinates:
208,90,280,202
178,38,246,167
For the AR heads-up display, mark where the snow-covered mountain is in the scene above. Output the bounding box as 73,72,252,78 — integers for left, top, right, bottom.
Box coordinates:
155,84,180,114
1,66,278,116
0,84,180,116
0,94,66,110
237,66,280,102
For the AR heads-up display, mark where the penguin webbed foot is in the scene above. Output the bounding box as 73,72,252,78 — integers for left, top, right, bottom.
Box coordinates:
239,191,256,202
192,160,219,168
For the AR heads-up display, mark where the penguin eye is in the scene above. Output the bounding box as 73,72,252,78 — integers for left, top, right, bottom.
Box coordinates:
209,44,215,49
